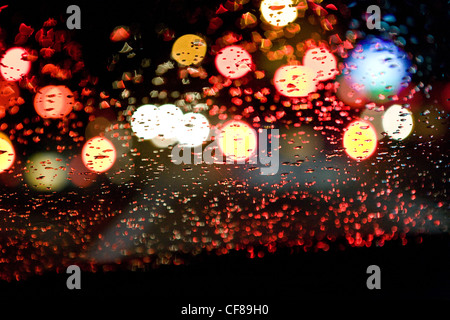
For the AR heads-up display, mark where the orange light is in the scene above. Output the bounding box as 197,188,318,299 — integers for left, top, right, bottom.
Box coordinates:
82,136,116,173
34,85,75,119
343,120,377,161
217,120,257,161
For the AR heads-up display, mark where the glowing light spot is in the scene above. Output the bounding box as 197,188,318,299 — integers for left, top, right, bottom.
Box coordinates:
156,104,184,140
260,0,298,27
171,34,207,66
0,47,31,81
130,104,160,139
382,104,413,140
343,120,377,161
217,120,257,161
0,132,15,173
344,38,411,103
25,152,67,192
302,47,338,81
82,136,117,173
273,65,318,97
215,45,253,79
176,112,210,147
34,85,75,119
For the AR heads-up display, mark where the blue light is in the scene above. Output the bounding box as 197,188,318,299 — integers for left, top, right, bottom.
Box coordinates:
344,37,411,103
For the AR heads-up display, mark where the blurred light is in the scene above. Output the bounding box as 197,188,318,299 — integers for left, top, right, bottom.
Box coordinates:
343,120,378,161
344,37,411,103
273,65,318,97
25,152,67,192
68,155,97,188
155,104,184,140
176,112,210,147
130,104,159,139
0,132,15,173
0,47,31,81
260,0,298,27
34,85,75,119
302,47,338,82
215,45,252,79
82,136,117,173
217,120,257,161
171,34,207,66
382,104,413,140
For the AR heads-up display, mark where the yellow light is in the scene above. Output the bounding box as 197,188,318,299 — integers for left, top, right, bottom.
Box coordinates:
343,120,377,161
0,132,15,173
217,120,257,161
171,34,207,66
82,136,117,173
25,152,68,192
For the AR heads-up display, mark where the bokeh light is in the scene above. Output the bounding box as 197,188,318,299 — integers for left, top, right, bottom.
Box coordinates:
82,136,117,173
175,112,210,147
154,104,183,141
382,104,413,140
171,34,207,66
344,37,411,103
273,65,318,97
343,120,378,161
33,85,75,119
0,47,31,81
0,132,15,173
130,104,160,140
303,47,338,82
260,0,298,27
215,45,253,79
24,152,68,192
217,120,257,162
